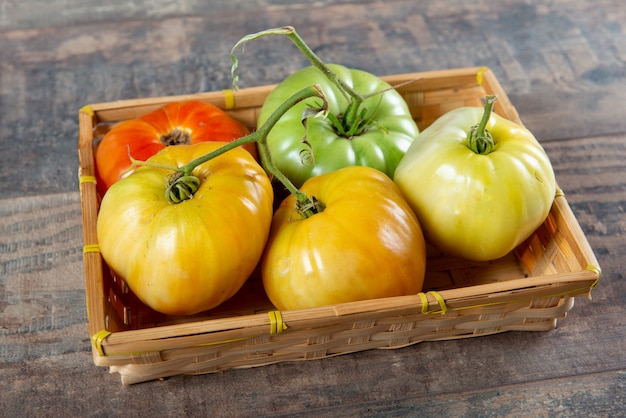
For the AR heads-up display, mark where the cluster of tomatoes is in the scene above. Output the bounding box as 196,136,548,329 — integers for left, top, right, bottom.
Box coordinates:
95,93,428,315
94,30,556,317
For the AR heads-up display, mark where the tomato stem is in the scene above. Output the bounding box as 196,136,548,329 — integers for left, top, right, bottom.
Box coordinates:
231,26,364,105
230,26,373,138
468,95,497,155
124,151,179,175
165,84,329,206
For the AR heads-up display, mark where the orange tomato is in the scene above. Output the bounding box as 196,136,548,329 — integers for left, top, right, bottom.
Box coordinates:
262,166,427,310
95,100,254,195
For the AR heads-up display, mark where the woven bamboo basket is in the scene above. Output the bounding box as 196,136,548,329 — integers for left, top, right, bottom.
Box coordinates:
78,67,601,385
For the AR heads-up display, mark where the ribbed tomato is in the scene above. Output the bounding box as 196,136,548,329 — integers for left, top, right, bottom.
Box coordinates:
394,96,556,261
261,166,426,311
96,142,273,315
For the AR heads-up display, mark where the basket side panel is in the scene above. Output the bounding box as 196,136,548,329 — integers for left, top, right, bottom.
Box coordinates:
100,292,576,384
78,107,108,337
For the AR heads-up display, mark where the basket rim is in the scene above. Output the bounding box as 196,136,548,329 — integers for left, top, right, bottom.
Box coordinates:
79,66,520,124
93,266,598,354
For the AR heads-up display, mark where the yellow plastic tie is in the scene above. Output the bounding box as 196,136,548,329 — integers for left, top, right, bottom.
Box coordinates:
476,66,489,86
198,337,248,347
555,188,565,198
222,89,236,110
83,244,101,254
586,265,602,295
79,175,97,185
586,264,602,279
80,105,95,116
418,292,429,314
268,310,287,334
429,291,448,314
91,330,112,356
418,291,448,314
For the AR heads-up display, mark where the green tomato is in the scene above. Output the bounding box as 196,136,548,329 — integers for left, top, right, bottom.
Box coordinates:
394,98,556,261
257,64,419,187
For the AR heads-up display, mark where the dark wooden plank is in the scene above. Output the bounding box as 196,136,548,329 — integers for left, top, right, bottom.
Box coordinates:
2,0,626,197
0,0,369,31
2,0,625,415
293,370,626,417
1,134,624,416
1,355,624,416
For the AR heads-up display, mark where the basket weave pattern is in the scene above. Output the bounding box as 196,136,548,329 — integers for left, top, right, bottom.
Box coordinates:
78,67,600,384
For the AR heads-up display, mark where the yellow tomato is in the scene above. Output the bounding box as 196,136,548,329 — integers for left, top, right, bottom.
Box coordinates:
97,142,273,315
262,166,427,311
394,98,556,261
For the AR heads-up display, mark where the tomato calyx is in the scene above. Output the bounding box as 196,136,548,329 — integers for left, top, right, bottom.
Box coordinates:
326,102,370,138
166,171,200,203
160,127,192,146
295,194,325,218
467,95,497,155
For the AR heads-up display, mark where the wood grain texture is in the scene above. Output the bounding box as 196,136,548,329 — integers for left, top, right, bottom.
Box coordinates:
1,0,626,197
1,134,624,416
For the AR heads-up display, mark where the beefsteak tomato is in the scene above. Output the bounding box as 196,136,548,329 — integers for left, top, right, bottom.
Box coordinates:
95,100,254,195
256,64,419,188
96,142,273,315
394,96,556,261
261,165,426,311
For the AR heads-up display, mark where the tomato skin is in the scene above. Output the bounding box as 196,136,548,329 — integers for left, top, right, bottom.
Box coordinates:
95,100,254,195
394,107,556,261
257,64,419,188
96,142,273,315
261,166,426,311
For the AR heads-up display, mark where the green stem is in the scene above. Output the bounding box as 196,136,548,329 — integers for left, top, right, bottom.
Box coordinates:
178,84,325,177
468,95,497,155
165,84,328,213
230,26,364,105
230,26,369,138
280,27,363,107
257,139,325,218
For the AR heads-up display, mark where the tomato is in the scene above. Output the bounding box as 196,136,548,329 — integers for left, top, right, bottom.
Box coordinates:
261,166,426,311
96,142,273,315
95,100,254,195
394,97,556,261
256,64,419,188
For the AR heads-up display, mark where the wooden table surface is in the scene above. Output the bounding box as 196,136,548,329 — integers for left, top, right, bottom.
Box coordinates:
1,1,625,416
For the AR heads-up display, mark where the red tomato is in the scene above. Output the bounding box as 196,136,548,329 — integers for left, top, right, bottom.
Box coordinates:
95,100,254,195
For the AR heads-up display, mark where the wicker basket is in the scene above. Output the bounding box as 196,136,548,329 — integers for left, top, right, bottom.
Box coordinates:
78,67,601,385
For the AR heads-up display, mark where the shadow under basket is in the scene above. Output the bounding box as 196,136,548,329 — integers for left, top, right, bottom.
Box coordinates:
78,66,601,385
